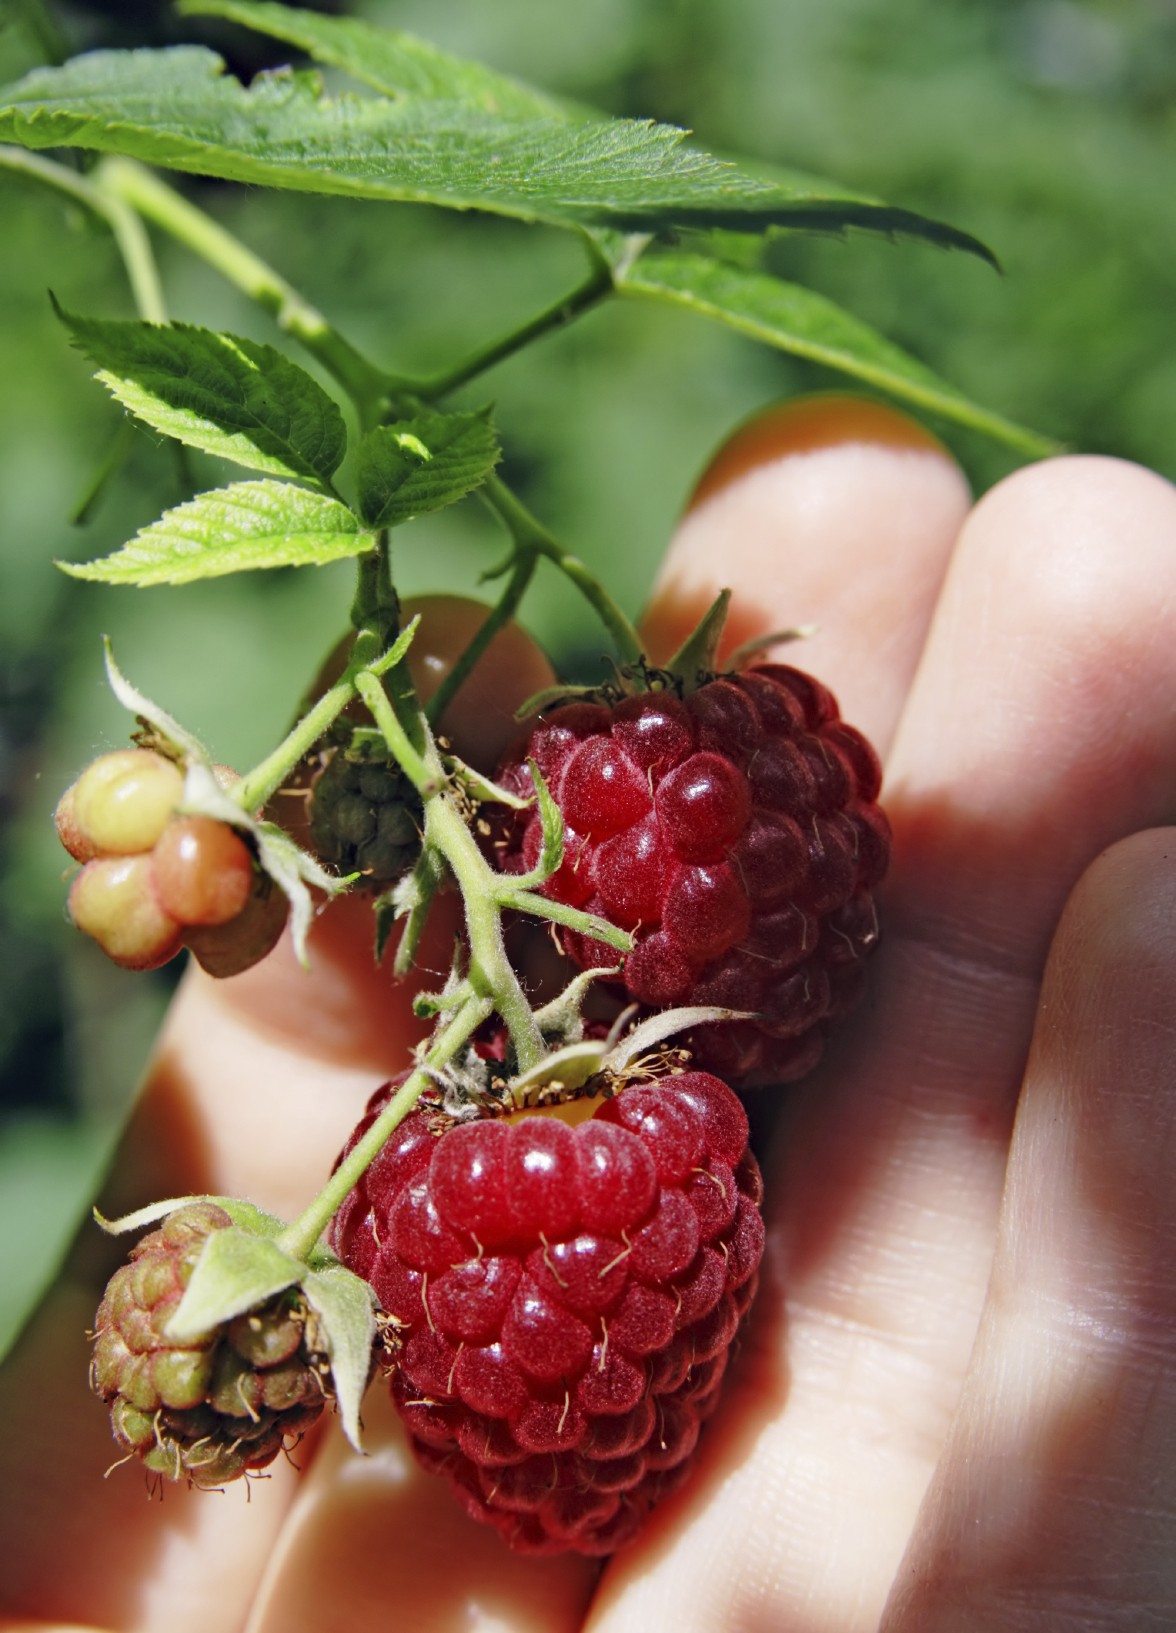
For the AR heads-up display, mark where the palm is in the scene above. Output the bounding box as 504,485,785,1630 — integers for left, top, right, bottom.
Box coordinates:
3,397,1174,1633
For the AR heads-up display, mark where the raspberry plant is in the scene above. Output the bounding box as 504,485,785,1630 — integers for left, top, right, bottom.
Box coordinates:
0,0,1053,1555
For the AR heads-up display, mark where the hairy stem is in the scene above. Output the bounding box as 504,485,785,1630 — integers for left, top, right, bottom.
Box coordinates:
426,262,613,396
276,993,492,1262
500,888,632,951
0,146,165,321
233,628,395,812
97,156,392,422
356,670,545,1071
350,531,399,645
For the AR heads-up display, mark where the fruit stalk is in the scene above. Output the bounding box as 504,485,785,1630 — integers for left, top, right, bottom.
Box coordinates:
97,155,394,425
275,992,493,1264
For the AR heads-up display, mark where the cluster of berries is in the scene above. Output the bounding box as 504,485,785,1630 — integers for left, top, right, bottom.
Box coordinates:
70,639,890,1559
56,748,286,977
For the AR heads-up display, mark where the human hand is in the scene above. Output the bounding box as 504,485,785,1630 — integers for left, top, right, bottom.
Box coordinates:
2,395,1173,1632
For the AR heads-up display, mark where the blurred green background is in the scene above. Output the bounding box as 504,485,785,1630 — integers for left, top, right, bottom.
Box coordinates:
1,0,1173,1355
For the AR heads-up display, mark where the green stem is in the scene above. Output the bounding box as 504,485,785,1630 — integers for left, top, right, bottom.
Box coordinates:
350,531,398,645
426,548,537,728
481,475,644,664
72,418,137,525
233,629,383,812
356,669,544,1071
425,795,544,1071
0,146,165,321
425,263,612,396
276,993,492,1262
353,669,435,794
96,156,393,423
500,888,632,952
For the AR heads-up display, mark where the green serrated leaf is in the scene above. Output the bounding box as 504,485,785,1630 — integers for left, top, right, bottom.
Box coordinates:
60,479,372,586
166,1226,303,1342
0,48,993,254
302,1264,377,1453
53,301,347,484
180,0,576,119
618,249,1059,456
355,410,500,530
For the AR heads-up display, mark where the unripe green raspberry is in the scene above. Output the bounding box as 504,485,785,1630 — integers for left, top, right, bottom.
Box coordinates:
309,744,421,887
68,854,184,970
69,749,184,856
91,1203,330,1488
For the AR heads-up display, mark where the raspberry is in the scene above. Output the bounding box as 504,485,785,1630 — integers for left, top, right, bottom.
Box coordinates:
183,875,290,978
61,748,183,858
90,1203,328,1488
494,666,890,1084
330,1070,764,1556
307,740,421,888
151,815,255,926
68,854,184,970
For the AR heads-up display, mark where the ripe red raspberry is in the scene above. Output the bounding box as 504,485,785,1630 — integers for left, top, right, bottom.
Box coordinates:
91,1203,329,1488
330,1071,764,1556
494,665,890,1084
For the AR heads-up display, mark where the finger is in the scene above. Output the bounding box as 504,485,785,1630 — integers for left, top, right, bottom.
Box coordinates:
0,600,557,1632
589,395,970,1629
594,453,1176,1633
884,829,1176,1631
641,393,972,751
242,1386,597,1633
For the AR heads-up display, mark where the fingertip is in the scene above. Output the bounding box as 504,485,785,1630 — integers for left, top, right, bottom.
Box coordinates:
686,394,956,511
642,394,971,748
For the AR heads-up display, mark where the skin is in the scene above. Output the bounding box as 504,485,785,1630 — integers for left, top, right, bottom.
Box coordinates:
1,394,1173,1632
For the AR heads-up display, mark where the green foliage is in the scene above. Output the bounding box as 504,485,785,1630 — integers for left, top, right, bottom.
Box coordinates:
0,42,991,253
355,409,501,528
618,249,1056,456
55,303,347,485
181,0,575,118
61,479,371,584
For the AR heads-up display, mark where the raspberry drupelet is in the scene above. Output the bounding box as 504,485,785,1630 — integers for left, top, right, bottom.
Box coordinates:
331,1070,764,1556
493,664,891,1086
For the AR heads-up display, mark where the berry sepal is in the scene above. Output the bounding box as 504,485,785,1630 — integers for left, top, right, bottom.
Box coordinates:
95,1196,378,1456
509,1001,759,1109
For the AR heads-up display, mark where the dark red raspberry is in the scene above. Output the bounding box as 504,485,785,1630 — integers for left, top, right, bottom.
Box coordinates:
494,667,890,1084
330,1071,764,1556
